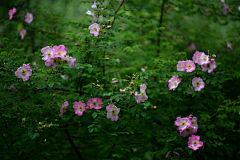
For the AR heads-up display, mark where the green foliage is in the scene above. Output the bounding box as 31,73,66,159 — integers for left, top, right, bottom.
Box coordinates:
1,0,240,159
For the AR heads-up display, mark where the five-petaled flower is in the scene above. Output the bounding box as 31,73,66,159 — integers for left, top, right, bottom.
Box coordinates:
106,104,120,121
198,53,209,65
6,84,18,93
59,101,69,116
188,135,203,150
183,60,195,72
201,59,216,73
174,117,191,131
9,7,16,20
177,61,185,71
45,57,58,69
168,75,181,90
86,8,97,23
41,46,55,61
135,84,148,103
192,77,205,91
87,98,103,110
89,23,100,36
53,45,67,59
73,101,88,116
192,51,203,64
62,56,76,68
15,64,32,81
25,13,33,23
20,29,26,40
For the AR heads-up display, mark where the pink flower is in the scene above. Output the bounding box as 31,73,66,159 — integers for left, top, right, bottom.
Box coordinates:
238,6,240,11
153,106,157,109
223,4,232,15
73,101,87,116
6,84,18,93
188,43,196,52
106,104,120,121
189,116,198,128
106,58,109,61
41,46,55,61
192,77,205,91
87,98,103,110
141,68,145,72
174,117,191,131
183,60,195,72
188,135,203,150
168,75,181,90
97,84,100,88
20,29,26,40
227,43,233,52
112,78,118,84
15,64,32,81
177,61,185,71
62,56,76,68
192,51,203,64
9,7,16,20
198,53,209,65
59,101,69,116
103,25,105,28
180,126,198,137
45,57,58,69
135,84,148,103
165,151,171,158
25,13,33,23
86,8,97,23
89,23,100,36
61,74,69,80
201,59,216,73
173,151,180,157
91,1,98,10
53,45,67,58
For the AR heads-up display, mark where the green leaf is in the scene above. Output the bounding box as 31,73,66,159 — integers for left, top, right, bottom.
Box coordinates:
92,112,98,118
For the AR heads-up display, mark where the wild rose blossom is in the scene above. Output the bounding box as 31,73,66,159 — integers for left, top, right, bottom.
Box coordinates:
192,77,205,91
73,101,87,116
189,116,198,129
201,59,216,73
59,101,69,116
20,29,26,40
45,57,58,69
91,1,99,10
168,75,181,90
227,43,233,53
106,104,120,121
180,126,198,137
135,84,148,103
15,64,32,81
86,8,97,23
188,43,196,52
223,4,232,15
87,98,103,110
6,84,18,93
62,56,76,68
25,13,33,23
183,60,195,72
192,51,203,64
188,135,203,150
177,61,185,71
53,45,67,58
141,68,145,72
112,78,118,84
9,7,16,20
198,53,209,65
97,84,100,88
174,117,191,131
41,46,55,61
61,74,69,80
89,23,100,36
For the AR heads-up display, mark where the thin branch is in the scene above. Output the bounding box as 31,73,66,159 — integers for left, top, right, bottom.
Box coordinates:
65,129,84,160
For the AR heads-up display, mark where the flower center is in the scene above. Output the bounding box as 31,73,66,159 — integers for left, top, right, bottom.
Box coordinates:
191,121,195,126
93,26,97,31
111,109,116,115
173,81,177,86
47,52,51,57
64,60,68,64
57,51,61,55
206,63,210,68
187,64,191,69
196,82,200,86
53,59,58,64
79,105,82,111
181,122,185,126
62,107,66,111
92,101,97,107
10,86,15,91
186,128,190,132
21,69,26,75
140,92,144,96
193,141,198,146
203,57,206,61
28,16,31,20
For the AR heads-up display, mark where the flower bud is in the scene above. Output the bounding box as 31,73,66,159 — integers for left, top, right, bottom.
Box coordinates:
75,44,78,46
103,25,105,28
44,139,46,142
126,87,130,90
106,26,112,29
38,122,42,126
130,82,134,86
92,83,95,86
22,118,25,122
17,113,20,116
114,85,117,88
106,58,109,61
97,84,100,88
108,20,111,23
213,54,216,58
143,107,147,110
153,106,157,109
53,94,55,97
132,77,135,80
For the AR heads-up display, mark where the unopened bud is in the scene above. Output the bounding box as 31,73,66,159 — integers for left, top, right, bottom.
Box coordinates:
132,77,135,80
130,82,134,86
22,118,25,122
114,85,117,88
213,54,216,58
131,91,134,95
38,122,42,126
17,113,20,116
44,139,46,142
106,58,109,61
153,106,157,109
92,83,95,86
103,25,105,28
75,44,78,46
106,26,112,29
108,20,111,23
143,107,147,110
126,87,130,90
